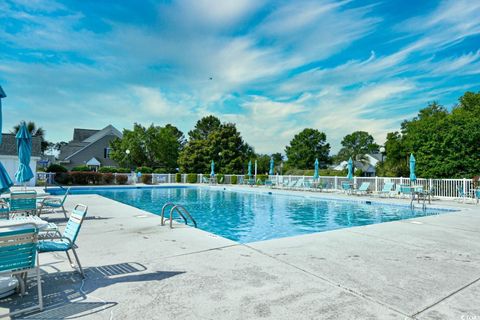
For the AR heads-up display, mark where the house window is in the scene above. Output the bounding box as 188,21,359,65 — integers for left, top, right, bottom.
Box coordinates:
104,147,111,159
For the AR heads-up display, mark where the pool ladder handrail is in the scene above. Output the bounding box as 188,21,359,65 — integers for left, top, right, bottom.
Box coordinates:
160,202,197,228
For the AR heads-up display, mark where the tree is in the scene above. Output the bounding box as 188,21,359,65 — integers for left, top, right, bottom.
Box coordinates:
375,132,409,177
110,123,185,171
188,115,221,140
12,121,50,154
336,131,379,172
380,92,480,178
271,153,284,164
285,128,330,170
178,116,251,173
254,154,272,174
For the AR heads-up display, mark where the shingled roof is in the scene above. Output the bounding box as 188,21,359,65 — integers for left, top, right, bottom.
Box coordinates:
0,133,42,157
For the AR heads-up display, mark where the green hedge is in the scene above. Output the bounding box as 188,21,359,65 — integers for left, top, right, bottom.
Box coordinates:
54,172,71,184
216,174,224,184
175,173,181,183
116,174,128,185
70,171,102,185
231,176,238,184
102,173,114,184
46,164,68,173
141,174,153,184
136,166,153,173
186,173,197,183
256,174,268,184
71,165,91,172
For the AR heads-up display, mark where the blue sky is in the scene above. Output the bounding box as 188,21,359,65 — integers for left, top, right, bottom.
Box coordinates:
0,0,479,153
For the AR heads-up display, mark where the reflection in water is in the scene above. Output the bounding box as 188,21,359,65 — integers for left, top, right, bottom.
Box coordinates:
67,187,442,243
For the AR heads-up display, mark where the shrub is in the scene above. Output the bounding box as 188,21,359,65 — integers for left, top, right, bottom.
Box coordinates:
71,172,89,185
216,174,224,184
116,168,130,173
71,165,91,172
153,168,167,174
102,173,114,184
136,166,153,173
141,174,153,184
54,172,71,185
46,164,67,173
91,172,102,184
99,166,117,173
186,173,197,183
256,174,268,184
116,174,128,185
175,173,181,183
231,176,238,184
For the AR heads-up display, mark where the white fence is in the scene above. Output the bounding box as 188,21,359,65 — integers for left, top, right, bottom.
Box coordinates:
36,172,475,199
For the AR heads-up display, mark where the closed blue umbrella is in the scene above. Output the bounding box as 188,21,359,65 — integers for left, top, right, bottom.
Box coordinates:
0,87,12,193
347,157,353,180
269,157,274,175
313,158,319,179
409,153,416,183
0,162,13,193
15,122,34,184
247,160,252,178
0,86,5,146
210,160,215,177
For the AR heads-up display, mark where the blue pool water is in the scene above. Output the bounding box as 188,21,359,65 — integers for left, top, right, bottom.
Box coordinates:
50,186,448,243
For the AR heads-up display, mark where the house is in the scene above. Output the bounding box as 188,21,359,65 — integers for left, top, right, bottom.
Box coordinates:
0,133,42,186
332,153,383,177
58,125,123,170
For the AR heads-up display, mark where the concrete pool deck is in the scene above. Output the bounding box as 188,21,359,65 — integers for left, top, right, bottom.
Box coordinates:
1,185,479,319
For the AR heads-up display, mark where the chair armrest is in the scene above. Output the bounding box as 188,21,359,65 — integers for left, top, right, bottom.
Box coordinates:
40,235,73,245
41,197,62,204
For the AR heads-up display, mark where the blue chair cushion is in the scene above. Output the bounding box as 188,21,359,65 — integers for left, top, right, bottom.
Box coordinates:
44,201,62,207
38,240,71,252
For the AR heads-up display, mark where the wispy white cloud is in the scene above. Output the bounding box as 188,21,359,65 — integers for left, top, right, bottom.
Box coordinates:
0,0,478,155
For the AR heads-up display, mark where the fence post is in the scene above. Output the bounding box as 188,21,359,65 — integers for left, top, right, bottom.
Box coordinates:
334,176,338,190
463,178,467,201
375,176,378,192
429,178,433,192
353,176,357,188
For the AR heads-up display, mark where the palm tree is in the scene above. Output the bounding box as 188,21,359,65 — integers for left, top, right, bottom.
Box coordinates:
12,121,49,154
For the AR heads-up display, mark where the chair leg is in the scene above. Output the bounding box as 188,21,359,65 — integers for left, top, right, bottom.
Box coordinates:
65,251,73,266
70,248,85,278
36,262,43,311
61,205,67,218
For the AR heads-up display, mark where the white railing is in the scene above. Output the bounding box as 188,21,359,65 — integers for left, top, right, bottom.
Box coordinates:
36,172,476,199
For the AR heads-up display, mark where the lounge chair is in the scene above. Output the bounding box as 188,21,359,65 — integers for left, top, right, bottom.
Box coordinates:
38,187,70,218
378,182,395,197
9,190,37,216
398,184,413,199
37,204,88,278
353,182,370,195
0,223,43,317
293,178,305,189
202,176,209,184
341,182,352,194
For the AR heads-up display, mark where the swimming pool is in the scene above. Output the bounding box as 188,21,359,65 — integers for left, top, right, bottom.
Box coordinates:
50,186,450,243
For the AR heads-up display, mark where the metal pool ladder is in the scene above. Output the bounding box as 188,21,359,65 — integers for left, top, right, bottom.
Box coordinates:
160,202,197,228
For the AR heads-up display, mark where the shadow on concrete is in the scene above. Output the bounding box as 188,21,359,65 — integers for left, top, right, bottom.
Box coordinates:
1,262,184,319
44,216,111,224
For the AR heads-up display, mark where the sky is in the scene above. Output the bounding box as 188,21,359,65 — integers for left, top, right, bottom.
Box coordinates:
0,0,479,154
